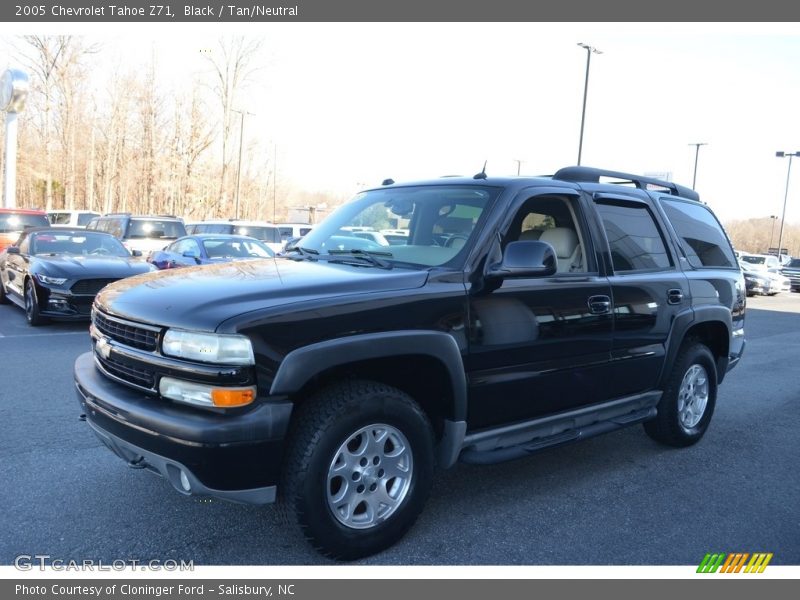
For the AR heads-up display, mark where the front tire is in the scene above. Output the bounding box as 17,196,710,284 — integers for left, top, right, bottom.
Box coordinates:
280,380,434,560
644,341,717,447
24,279,47,326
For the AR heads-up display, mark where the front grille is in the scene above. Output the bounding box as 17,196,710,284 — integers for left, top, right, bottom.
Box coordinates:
71,278,119,296
96,353,156,390
93,310,160,352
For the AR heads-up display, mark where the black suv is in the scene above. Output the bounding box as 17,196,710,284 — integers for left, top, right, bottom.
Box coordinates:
74,167,746,559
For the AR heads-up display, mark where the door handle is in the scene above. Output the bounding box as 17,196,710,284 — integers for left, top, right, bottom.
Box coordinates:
587,295,611,315
667,289,684,305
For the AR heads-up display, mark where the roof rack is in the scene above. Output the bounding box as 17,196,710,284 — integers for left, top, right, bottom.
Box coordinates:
552,166,700,202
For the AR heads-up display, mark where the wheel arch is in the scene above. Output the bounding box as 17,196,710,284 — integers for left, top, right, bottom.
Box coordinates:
660,306,731,387
270,331,468,468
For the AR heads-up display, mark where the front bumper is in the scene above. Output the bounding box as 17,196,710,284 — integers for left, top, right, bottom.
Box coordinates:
745,280,772,295
38,287,95,319
74,351,293,504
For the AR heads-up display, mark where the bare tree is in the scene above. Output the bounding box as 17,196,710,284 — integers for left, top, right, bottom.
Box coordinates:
136,50,163,215
204,36,262,216
18,35,98,210
177,84,214,215
97,71,137,214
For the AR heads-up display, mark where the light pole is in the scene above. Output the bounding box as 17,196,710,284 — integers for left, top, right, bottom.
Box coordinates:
776,151,800,261
769,215,778,253
577,42,602,166
689,142,707,190
232,109,254,220
2,69,29,209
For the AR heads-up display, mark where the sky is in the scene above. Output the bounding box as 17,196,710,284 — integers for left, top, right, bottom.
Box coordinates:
2,19,800,577
3,22,800,224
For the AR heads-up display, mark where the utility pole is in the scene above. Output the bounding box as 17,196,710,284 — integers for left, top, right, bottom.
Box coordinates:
577,43,602,166
689,142,708,189
775,151,800,261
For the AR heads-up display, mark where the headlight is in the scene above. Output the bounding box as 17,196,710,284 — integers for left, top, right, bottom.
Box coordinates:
35,274,67,286
161,330,255,365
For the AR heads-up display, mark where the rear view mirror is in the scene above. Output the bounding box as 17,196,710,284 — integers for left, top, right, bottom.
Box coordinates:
385,198,414,217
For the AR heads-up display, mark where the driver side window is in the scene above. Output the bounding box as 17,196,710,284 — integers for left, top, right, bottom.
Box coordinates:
506,196,588,274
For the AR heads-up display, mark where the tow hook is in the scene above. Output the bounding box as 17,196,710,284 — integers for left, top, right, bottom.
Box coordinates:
127,456,147,469
78,414,87,422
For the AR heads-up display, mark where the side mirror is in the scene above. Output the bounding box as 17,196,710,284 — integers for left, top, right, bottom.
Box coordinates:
486,240,557,279
182,250,201,263
131,249,143,257
6,246,20,255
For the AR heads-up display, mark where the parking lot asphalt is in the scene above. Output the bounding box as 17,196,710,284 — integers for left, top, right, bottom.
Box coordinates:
0,294,798,566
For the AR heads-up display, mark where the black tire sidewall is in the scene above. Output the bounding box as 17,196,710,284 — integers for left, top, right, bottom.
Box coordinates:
25,280,38,325
295,392,434,560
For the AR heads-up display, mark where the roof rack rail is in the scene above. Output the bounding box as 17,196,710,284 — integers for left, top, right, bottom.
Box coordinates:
552,166,700,202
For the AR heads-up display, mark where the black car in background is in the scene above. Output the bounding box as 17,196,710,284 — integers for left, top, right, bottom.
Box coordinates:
0,228,155,325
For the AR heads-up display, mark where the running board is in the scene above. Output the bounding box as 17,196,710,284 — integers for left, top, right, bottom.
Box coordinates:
459,392,660,465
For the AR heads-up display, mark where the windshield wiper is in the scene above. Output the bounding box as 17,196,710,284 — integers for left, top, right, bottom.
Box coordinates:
326,249,394,269
285,246,319,261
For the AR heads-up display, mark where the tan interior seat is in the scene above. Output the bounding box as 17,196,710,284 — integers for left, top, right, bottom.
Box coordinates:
539,227,582,272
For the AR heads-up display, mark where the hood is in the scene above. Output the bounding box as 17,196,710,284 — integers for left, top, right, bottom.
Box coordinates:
95,257,429,331
35,255,155,279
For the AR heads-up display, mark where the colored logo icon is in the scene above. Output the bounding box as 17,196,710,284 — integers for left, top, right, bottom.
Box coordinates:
697,552,773,573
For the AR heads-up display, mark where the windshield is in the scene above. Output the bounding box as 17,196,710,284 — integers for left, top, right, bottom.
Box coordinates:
740,255,768,267
202,237,275,258
31,231,130,257
296,185,499,268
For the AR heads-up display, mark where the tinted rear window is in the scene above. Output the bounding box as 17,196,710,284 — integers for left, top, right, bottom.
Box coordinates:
77,213,100,226
594,201,672,272
661,199,736,268
126,219,186,239
193,224,234,234
231,225,281,243
0,212,50,233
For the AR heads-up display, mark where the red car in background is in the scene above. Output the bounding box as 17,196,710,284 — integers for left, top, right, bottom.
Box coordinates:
0,208,50,252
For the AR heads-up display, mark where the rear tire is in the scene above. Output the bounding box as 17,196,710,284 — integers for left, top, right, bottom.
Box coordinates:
644,341,717,447
280,379,434,560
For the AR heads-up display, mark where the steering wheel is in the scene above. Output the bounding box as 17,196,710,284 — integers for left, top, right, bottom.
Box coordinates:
90,247,112,255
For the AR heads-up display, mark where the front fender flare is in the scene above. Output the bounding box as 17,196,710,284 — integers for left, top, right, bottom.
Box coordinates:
270,330,468,423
